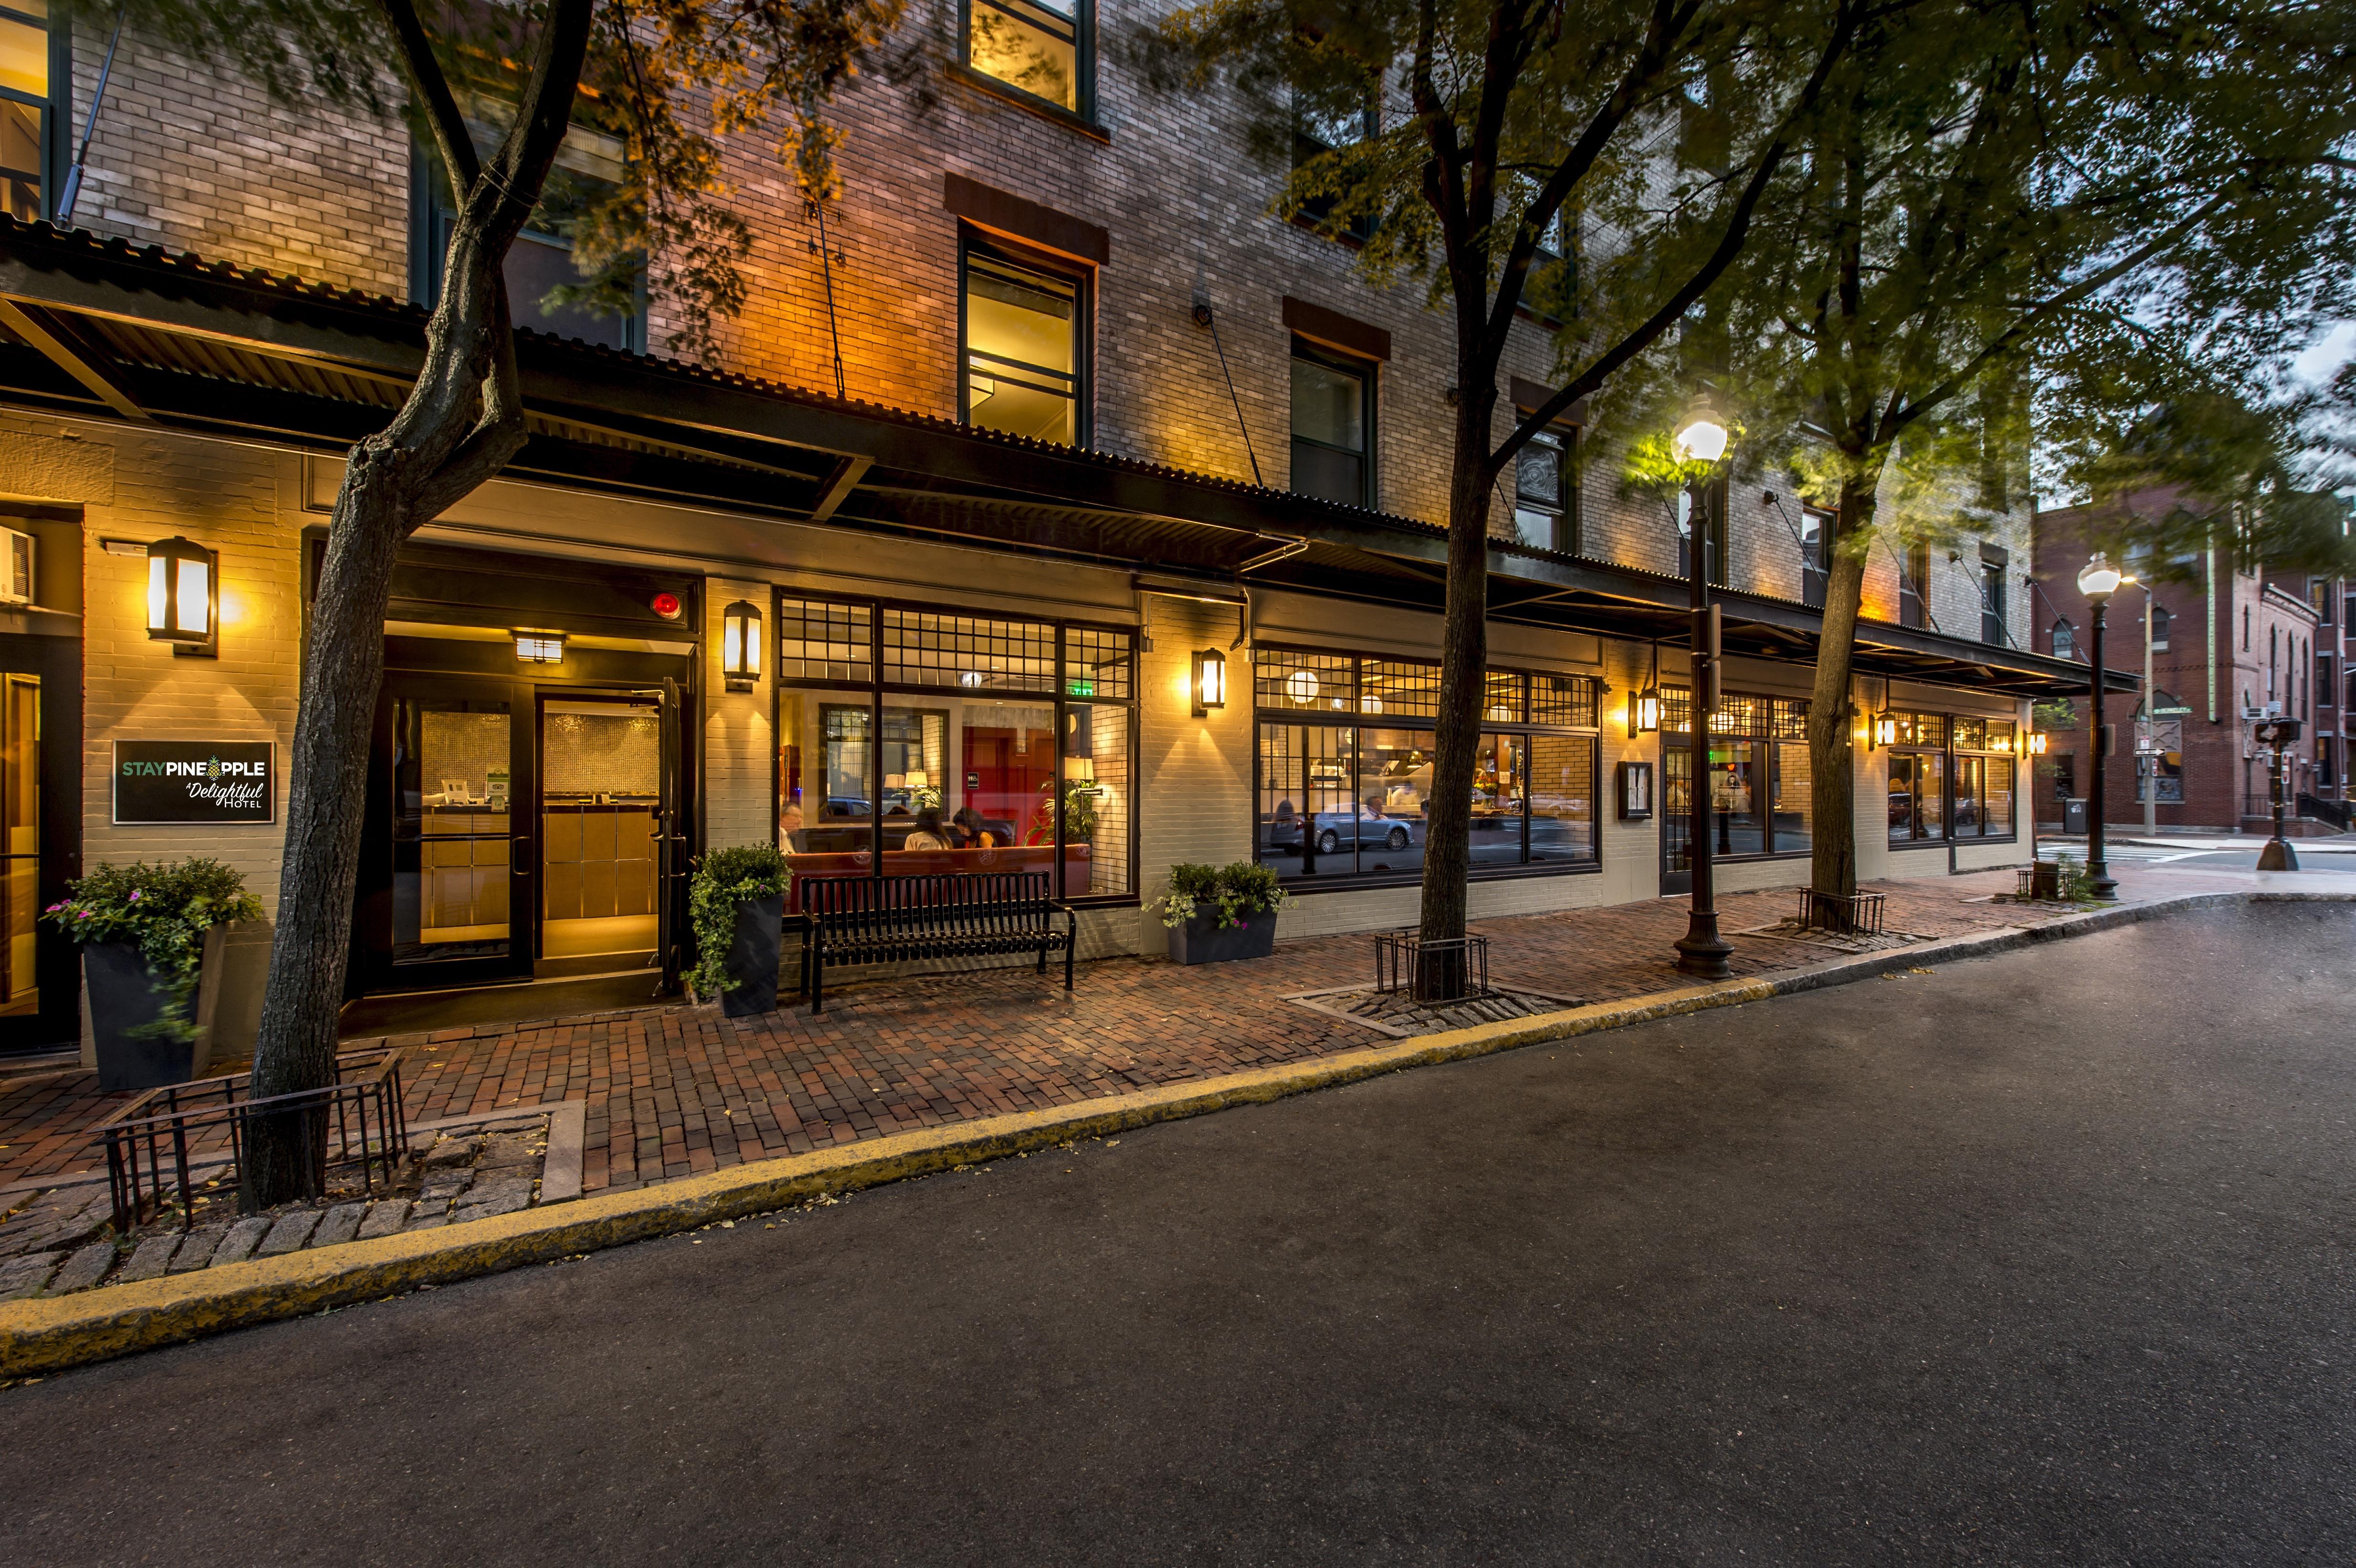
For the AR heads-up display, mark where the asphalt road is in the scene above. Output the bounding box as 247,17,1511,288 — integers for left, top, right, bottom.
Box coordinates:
7,902,2354,1566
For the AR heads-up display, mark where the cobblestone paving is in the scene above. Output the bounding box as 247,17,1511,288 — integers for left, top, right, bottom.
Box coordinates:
0,865,2270,1206
0,1122,547,1299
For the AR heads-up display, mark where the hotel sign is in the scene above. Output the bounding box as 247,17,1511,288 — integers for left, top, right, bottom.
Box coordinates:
112,740,276,825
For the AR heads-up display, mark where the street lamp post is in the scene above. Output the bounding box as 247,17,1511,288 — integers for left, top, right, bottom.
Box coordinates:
2077,554,2123,902
1672,401,1734,980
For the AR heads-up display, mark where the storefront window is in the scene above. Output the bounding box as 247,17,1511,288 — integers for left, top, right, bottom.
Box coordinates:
776,597,1133,902
1663,689,1812,870
1254,648,1599,883
1886,710,2017,842
1889,750,1946,843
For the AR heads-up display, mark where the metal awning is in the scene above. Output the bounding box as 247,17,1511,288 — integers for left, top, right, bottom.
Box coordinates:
0,216,2125,698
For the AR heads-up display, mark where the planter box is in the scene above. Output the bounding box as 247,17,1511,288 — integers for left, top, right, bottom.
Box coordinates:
721,893,785,1017
84,942,195,1091
1167,910,1278,966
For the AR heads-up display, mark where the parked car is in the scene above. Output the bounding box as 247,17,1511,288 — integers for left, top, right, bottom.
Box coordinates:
1265,803,1421,855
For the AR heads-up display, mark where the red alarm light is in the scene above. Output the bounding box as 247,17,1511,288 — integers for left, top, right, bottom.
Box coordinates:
650,591,682,621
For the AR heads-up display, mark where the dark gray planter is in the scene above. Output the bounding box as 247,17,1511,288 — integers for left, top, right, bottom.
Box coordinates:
84,941,195,1091
1167,910,1278,966
721,893,785,1017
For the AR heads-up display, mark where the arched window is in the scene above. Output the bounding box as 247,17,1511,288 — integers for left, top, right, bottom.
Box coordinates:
2149,604,2171,652
2051,618,2077,660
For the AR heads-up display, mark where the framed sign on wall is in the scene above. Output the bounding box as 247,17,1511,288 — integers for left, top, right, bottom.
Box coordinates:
1615,759,1654,821
111,740,276,825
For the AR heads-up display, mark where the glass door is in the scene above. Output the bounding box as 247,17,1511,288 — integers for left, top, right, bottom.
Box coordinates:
537,693,664,979
0,674,38,1016
1659,740,1693,896
387,686,528,983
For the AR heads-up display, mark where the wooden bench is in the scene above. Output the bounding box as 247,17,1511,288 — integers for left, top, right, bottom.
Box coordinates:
801,871,1077,1014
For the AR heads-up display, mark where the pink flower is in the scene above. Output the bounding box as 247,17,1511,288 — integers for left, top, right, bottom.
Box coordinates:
128,890,141,902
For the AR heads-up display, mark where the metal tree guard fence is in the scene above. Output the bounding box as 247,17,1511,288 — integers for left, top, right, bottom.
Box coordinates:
1797,888,1887,937
91,1047,410,1235
1374,930,1493,1002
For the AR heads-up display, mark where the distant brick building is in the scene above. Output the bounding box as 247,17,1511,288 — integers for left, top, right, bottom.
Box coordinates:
2033,495,2322,832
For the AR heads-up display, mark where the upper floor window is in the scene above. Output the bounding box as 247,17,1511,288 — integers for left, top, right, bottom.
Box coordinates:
1798,506,1832,608
1899,541,1929,629
1511,425,1577,553
965,0,1088,115
2149,603,2171,652
410,125,644,352
2320,652,2336,708
960,239,1087,447
1979,549,2008,645
0,0,55,222
2051,617,2077,660
1293,90,1377,243
1290,339,1372,507
2312,578,2333,623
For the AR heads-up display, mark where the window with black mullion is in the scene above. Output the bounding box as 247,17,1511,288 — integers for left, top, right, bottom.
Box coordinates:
1290,340,1373,508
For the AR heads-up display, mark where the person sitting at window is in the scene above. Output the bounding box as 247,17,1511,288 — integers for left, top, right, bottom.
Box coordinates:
779,799,808,853
903,806,952,851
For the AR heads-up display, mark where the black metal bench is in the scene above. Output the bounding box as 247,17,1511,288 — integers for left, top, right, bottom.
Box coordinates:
801,871,1076,1013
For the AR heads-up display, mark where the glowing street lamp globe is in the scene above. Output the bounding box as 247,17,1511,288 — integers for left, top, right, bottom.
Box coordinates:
1672,403,1729,465
2076,553,2124,602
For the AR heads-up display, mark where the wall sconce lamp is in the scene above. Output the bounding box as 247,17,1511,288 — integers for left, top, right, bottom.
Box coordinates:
1627,641,1661,735
145,536,218,656
1192,647,1227,717
721,599,763,691
1062,754,1104,796
1871,711,1899,749
2018,730,2049,759
513,630,567,665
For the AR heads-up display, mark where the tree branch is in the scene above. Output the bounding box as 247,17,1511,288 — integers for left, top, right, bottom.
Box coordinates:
374,0,479,199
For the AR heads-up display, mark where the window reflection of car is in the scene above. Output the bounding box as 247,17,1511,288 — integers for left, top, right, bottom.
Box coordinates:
1266,803,1421,854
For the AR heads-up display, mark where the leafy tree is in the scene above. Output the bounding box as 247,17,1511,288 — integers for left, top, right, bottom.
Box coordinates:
1146,0,1870,981
1640,0,2356,900
84,0,903,1204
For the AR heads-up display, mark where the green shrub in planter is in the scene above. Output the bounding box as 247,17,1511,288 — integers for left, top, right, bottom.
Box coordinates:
1158,860,1289,965
687,844,792,1013
45,858,262,1089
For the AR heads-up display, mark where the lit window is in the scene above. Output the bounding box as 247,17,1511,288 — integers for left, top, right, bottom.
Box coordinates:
1512,426,1576,552
966,0,1086,113
1290,340,1372,507
961,241,1085,446
0,0,52,222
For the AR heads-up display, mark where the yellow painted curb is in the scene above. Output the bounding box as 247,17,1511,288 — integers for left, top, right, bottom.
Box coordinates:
0,974,1768,1378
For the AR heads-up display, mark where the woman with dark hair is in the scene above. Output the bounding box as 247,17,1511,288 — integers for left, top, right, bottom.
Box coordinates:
904,806,951,852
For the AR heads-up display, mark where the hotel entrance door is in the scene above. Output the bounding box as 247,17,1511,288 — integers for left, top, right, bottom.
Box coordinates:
373,679,532,990
359,673,686,993
536,692,667,979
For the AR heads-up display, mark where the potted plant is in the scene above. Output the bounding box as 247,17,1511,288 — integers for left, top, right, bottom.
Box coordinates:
687,844,792,1016
1159,860,1289,965
44,858,263,1091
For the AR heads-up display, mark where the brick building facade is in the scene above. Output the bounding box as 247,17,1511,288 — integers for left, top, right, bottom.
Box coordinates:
0,2,2092,1054
2033,495,2321,833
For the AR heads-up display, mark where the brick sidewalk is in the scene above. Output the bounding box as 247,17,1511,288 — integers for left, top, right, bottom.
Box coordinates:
0,864,2271,1196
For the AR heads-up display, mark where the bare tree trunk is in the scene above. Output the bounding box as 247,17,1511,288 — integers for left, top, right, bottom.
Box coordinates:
1418,384,1499,994
1807,474,1878,901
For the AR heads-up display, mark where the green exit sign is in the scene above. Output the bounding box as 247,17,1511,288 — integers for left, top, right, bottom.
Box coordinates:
1067,679,1095,697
